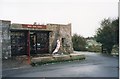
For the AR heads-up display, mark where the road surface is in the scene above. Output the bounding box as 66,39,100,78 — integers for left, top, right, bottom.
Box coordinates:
2,52,119,77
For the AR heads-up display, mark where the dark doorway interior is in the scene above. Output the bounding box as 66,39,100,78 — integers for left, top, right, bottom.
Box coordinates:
36,32,49,54
30,31,49,54
30,32,36,54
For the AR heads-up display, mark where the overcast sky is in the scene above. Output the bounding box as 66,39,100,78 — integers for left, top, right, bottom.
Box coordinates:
0,0,119,37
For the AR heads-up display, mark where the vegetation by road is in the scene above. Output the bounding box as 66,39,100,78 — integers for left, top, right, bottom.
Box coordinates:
72,34,87,51
72,17,119,55
95,18,119,54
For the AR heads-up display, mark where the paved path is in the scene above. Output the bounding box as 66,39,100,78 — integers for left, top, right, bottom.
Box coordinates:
2,52,119,77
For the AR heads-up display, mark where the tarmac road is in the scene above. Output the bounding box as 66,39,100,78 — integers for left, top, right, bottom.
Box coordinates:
2,52,119,77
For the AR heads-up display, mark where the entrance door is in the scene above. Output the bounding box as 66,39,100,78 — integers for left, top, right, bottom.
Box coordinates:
36,32,49,54
30,31,49,54
30,32,36,54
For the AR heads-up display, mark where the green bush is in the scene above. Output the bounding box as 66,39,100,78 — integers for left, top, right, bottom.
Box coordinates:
72,34,87,51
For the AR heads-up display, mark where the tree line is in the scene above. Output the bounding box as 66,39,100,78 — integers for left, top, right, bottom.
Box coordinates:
72,18,119,54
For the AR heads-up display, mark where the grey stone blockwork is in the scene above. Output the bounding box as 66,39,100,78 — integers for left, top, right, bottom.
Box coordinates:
47,23,73,54
0,20,11,59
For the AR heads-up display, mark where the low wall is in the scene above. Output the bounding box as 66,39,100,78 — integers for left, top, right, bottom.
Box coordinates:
31,54,85,66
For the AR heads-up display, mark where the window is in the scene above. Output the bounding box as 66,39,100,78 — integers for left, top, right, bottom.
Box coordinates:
62,38,66,47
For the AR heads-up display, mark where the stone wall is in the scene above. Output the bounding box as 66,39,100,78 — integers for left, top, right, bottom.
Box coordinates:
59,23,73,54
0,21,1,78
47,23,73,54
0,20,11,59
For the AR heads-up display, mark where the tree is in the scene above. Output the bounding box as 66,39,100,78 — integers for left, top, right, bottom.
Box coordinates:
111,18,119,45
95,18,119,54
72,34,86,51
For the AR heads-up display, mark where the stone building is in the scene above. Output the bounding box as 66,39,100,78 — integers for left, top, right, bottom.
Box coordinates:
1,20,73,58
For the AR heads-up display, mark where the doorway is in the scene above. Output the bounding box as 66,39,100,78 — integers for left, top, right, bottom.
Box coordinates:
30,32,36,54
30,31,49,54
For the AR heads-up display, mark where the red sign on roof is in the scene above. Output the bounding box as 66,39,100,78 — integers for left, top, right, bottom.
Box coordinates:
22,24,46,29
